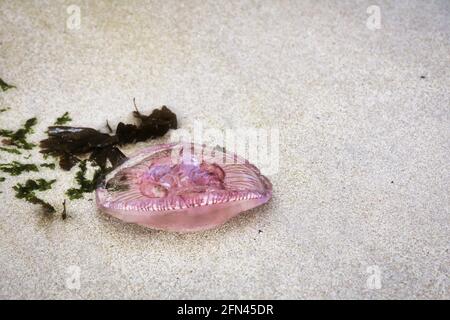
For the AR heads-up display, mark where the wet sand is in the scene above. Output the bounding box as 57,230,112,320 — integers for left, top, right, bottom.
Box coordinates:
0,0,448,299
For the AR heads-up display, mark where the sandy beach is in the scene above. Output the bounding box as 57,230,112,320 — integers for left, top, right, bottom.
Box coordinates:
0,0,448,299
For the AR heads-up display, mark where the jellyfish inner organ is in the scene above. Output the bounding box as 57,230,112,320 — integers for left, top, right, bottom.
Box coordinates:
139,162,226,198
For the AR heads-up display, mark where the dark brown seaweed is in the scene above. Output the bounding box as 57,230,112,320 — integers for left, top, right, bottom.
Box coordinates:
89,146,127,170
61,199,67,219
116,103,177,144
40,102,177,171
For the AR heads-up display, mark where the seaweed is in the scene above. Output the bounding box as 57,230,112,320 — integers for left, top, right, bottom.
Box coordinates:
0,78,16,92
40,100,177,171
106,121,113,133
13,178,56,213
54,112,72,125
66,160,103,200
0,146,22,155
0,161,39,176
88,145,127,170
0,117,37,150
61,199,68,220
0,176,4,194
116,100,177,144
0,107,11,113
40,162,56,169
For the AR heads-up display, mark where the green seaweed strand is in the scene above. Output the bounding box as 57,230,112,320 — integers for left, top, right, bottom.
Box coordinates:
54,112,72,125
0,78,16,92
13,178,56,213
0,117,37,150
0,161,39,176
66,160,103,200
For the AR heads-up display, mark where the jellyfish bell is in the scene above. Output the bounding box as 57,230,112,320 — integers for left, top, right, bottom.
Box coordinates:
96,142,272,232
